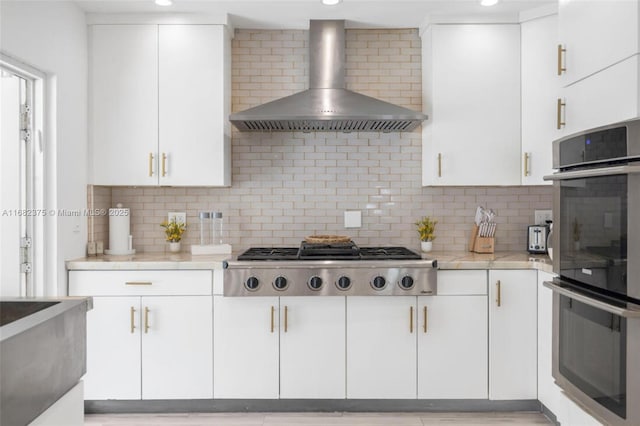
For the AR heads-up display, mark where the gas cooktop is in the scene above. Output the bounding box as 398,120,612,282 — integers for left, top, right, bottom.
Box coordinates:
236,241,422,261
225,241,437,297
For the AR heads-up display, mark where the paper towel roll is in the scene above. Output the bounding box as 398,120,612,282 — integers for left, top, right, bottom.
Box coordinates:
107,206,134,255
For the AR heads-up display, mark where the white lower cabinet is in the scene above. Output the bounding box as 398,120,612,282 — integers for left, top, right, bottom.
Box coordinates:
279,297,345,399
346,296,417,399
213,296,279,399
68,270,213,400
141,296,213,399
82,296,141,399
418,271,488,399
489,270,538,400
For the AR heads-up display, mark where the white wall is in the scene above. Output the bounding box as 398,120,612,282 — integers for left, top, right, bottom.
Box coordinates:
0,1,88,296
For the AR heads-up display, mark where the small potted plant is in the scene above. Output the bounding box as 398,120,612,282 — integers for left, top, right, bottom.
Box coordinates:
160,218,186,253
416,216,437,252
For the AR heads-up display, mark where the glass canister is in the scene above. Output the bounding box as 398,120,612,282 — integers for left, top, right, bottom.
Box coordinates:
199,211,212,245
212,211,223,245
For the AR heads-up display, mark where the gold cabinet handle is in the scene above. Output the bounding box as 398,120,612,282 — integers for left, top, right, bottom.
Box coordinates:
125,281,152,286
423,306,428,334
557,98,566,129
270,306,275,333
557,44,566,75
144,307,150,333
437,153,442,178
284,305,288,333
130,306,136,334
161,152,167,177
496,280,502,307
148,153,154,177
523,152,530,177
409,306,414,333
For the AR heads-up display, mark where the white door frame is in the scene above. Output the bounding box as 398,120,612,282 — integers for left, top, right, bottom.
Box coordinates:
1,53,48,297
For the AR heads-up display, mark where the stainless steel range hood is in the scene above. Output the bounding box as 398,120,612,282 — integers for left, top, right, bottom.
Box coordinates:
229,20,428,133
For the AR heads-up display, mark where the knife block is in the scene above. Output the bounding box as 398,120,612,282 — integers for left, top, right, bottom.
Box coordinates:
469,224,495,254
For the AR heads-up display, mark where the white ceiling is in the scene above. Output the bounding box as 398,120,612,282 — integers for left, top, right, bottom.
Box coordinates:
75,0,556,29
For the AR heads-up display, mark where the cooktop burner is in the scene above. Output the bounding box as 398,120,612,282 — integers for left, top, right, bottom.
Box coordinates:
236,242,421,261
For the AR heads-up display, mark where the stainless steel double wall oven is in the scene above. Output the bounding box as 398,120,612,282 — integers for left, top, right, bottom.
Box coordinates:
545,119,640,426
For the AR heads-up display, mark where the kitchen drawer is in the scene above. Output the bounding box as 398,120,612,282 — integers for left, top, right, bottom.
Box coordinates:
437,270,487,295
69,270,212,296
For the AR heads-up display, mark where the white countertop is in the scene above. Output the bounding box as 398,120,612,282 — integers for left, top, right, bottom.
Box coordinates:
429,251,553,273
67,250,553,273
66,252,231,271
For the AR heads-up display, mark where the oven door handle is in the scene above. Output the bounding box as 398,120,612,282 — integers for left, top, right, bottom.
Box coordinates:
543,164,640,181
544,281,640,318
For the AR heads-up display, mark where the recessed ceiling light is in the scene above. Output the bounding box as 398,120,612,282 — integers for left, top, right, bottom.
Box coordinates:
155,0,172,6
480,0,499,6
322,0,342,5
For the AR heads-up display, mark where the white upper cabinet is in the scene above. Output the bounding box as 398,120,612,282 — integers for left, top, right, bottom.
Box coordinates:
90,24,231,186
555,0,640,136
558,0,639,87
557,54,640,137
521,14,558,185
158,25,231,186
422,24,521,186
91,25,158,186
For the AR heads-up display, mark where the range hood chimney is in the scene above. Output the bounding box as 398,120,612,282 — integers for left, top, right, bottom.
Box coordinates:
229,20,428,133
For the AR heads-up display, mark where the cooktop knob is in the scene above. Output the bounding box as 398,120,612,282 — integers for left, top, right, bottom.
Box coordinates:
400,276,414,290
336,276,351,290
371,276,386,290
273,276,288,291
308,276,323,290
245,276,260,291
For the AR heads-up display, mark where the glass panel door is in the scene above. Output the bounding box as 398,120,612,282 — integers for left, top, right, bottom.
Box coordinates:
559,294,626,418
559,175,627,297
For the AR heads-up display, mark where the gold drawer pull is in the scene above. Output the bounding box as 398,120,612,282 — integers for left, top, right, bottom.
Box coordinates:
409,306,414,333
437,153,442,177
270,306,275,333
557,98,566,129
125,281,152,286
162,153,167,177
144,307,150,333
496,280,502,307
423,306,428,334
130,306,136,334
524,152,530,177
284,305,288,333
557,44,566,75
148,153,154,177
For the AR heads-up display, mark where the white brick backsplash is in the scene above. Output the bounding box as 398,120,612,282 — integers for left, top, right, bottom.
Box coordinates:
89,28,552,254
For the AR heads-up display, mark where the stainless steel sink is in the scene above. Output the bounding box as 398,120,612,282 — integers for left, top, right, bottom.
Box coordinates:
0,297,92,426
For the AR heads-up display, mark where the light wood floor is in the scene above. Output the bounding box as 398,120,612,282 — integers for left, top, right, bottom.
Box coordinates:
85,411,553,425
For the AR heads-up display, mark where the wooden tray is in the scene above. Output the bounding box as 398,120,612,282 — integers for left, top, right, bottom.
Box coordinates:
305,235,351,244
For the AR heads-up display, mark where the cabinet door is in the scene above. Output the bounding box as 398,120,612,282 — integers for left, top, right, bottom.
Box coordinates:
159,25,230,186
558,56,639,137
279,297,345,399
346,296,417,399
90,25,158,185
489,270,538,400
423,24,521,186
558,0,639,87
141,296,213,399
418,295,488,399
83,297,141,400
521,14,558,185
213,296,279,398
